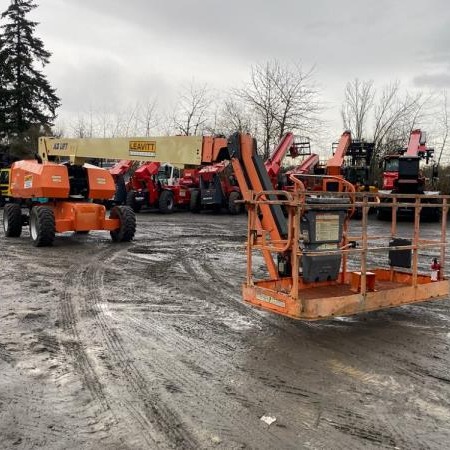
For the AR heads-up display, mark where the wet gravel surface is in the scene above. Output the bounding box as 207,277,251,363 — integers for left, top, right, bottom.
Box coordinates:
0,210,450,449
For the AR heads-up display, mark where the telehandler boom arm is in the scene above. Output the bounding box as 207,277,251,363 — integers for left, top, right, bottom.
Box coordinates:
326,131,352,176
39,135,228,166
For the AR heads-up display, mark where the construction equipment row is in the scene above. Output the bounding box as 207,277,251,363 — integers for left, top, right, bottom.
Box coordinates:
1,130,448,321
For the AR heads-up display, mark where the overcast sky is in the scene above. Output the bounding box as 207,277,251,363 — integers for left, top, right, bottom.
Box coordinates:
29,0,450,146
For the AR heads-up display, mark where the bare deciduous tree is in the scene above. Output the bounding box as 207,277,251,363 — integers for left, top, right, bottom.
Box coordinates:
436,90,449,166
71,114,93,138
234,60,322,159
271,62,322,140
341,79,374,139
373,82,426,152
215,97,256,137
137,98,159,137
341,79,430,177
172,81,211,136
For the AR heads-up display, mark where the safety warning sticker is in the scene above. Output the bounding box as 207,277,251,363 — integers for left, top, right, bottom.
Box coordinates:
24,175,33,189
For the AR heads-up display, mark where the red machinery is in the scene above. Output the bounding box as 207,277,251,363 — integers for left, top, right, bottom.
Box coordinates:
326,131,375,188
288,153,320,176
189,132,309,214
282,153,320,191
264,133,305,187
3,160,135,246
124,161,194,213
381,129,434,192
377,129,439,220
189,160,242,214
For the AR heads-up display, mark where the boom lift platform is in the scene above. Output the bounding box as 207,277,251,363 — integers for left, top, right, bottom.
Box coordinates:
228,133,449,320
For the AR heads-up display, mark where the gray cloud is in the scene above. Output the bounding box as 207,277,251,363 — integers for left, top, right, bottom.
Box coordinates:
414,72,450,89
27,0,450,137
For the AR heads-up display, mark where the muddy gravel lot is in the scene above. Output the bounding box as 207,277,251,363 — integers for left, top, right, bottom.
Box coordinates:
0,209,450,449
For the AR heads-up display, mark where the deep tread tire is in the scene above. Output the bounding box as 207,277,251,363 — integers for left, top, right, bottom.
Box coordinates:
30,206,55,247
159,190,174,214
228,191,242,215
190,189,201,213
110,206,136,242
3,203,22,237
126,190,142,213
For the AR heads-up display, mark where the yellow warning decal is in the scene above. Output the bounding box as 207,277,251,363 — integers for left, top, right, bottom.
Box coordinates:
24,175,33,189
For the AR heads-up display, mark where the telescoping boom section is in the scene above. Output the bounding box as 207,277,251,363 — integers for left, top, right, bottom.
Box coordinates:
228,133,449,320
38,135,228,166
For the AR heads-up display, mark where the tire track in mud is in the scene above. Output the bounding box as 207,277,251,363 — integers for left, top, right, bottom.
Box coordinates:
151,237,405,446
58,246,167,447
81,253,199,449
302,319,438,448
127,235,314,341
144,240,338,447
59,258,111,412
181,237,414,448
69,218,437,448
95,246,293,448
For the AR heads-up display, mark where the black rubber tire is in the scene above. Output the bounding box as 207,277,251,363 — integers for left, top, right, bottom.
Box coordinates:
126,190,142,213
110,206,136,242
159,190,174,214
3,203,22,237
29,206,55,247
228,191,242,215
190,189,201,213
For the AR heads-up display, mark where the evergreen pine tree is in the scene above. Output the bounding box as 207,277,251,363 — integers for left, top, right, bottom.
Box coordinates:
0,0,60,157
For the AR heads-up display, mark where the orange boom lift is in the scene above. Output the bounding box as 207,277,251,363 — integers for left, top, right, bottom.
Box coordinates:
228,133,449,320
3,160,136,246
3,135,229,246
